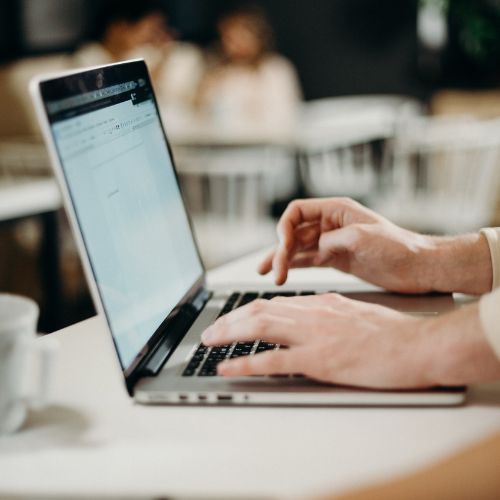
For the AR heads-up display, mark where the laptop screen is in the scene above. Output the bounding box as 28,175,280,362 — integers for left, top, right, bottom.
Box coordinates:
40,61,203,370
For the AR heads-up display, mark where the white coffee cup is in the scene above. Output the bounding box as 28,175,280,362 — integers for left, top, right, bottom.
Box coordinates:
0,294,57,434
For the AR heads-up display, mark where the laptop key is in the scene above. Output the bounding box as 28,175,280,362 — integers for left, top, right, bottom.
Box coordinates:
237,292,259,307
256,341,277,351
184,291,305,377
217,293,241,318
262,291,297,300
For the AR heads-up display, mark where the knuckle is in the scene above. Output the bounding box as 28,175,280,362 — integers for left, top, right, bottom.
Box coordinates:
348,225,364,248
216,314,229,327
252,315,268,334
248,299,266,314
270,295,285,303
288,199,302,211
338,197,355,207
347,197,361,209
327,292,342,301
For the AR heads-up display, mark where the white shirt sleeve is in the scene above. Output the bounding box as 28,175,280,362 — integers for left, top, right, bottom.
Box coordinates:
479,228,500,359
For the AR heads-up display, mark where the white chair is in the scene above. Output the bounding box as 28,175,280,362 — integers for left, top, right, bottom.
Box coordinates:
373,116,500,234
173,144,295,267
0,138,61,218
0,138,51,178
298,95,423,200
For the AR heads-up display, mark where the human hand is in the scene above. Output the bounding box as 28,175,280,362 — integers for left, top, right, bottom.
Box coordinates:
202,294,433,389
259,198,492,295
203,293,500,388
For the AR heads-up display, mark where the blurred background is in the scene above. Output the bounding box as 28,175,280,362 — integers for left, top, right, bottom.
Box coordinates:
1,0,500,332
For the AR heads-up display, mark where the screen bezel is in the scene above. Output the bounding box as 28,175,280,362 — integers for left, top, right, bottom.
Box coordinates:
37,60,207,380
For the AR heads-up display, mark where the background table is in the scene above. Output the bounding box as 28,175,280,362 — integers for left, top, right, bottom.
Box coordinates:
1,250,500,499
0,179,63,331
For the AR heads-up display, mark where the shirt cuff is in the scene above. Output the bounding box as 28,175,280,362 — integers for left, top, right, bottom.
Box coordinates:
480,289,500,360
480,228,500,290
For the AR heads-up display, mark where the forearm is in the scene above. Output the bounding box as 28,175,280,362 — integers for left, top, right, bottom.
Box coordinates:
419,302,500,386
418,233,492,295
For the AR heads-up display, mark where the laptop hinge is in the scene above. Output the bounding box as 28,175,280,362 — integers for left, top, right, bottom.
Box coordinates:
139,312,193,377
188,286,211,315
134,287,212,380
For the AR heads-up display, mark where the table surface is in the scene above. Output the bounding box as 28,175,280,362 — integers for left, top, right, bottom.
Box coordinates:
1,250,500,499
0,178,61,221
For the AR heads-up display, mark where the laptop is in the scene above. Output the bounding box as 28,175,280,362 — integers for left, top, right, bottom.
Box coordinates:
31,60,465,406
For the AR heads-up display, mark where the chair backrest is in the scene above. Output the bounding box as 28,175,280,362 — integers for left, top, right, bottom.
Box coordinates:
298,95,423,200
173,144,295,219
379,115,500,233
172,144,295,267
0,139,51,181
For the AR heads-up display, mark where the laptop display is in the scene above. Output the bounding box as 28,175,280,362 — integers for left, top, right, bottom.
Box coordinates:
40,62,203,370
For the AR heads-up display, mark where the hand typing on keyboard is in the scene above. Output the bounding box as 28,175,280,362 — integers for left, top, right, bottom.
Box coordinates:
201,292,444,389
183,291,310,378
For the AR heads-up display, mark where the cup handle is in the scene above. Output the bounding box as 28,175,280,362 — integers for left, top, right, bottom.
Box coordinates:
29,337,59,408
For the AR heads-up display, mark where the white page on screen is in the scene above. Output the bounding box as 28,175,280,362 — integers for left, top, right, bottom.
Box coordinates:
51,92,202,368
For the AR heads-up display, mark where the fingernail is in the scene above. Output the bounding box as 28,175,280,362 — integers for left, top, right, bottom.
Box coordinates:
201,328,213,344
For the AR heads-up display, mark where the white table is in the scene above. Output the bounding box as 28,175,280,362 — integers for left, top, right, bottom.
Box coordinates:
0,179,64,331
1,250,500,499
0,179,60,221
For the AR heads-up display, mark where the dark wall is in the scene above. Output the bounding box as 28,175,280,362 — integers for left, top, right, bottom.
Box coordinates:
0,0,425,100
261,0,421,99
163,0,423,100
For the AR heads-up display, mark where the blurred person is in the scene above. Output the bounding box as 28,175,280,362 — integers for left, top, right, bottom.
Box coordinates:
73,0,204,123
196,5,301,138
0,0,203,137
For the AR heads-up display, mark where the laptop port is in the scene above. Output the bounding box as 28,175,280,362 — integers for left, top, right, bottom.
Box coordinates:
217,394,233,402
179,394,189,402
198,394,207,401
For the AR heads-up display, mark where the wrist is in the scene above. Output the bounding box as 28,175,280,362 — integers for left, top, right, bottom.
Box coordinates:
419,303,500,386
418,234,492,294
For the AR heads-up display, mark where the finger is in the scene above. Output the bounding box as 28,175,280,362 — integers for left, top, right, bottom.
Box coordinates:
271,247,288,285
202,298,314,346
216,298,306,327
317,226,360,260
293,222,321,250
274,201,324,284
217,348,304,377
257,249,275,275
270,222,320,285
276,200,324,248
287,250,337,269
202,312,303,347
272,292,345,307
287,251,317,269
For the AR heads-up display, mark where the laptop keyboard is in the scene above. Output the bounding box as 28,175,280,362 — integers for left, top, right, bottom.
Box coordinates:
182,291,315,377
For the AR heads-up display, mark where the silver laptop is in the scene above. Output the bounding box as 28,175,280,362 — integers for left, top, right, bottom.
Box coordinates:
31,60,465,406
